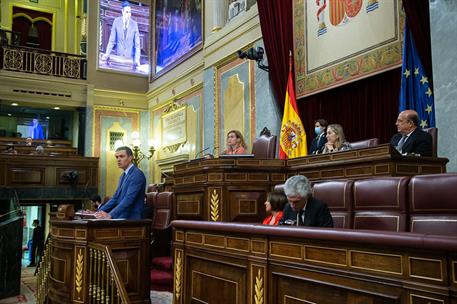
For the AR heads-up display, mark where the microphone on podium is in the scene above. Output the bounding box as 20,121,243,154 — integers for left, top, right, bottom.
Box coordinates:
195,147,210,159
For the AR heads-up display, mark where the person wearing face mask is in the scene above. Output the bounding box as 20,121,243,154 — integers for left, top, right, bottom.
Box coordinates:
223,130,247,155
322,124,352,153
309,119,328,154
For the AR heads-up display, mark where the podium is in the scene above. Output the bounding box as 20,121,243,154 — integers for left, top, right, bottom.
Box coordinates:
46,219,151,304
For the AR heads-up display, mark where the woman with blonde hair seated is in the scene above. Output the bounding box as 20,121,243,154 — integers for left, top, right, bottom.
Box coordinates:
322,124,351,153
223,130,247,155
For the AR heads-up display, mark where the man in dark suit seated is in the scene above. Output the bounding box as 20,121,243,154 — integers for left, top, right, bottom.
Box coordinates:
279,175,333,227
390,109,432,157
95,146,146,220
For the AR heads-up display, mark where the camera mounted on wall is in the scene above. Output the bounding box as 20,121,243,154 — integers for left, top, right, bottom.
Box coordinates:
237,47,269,72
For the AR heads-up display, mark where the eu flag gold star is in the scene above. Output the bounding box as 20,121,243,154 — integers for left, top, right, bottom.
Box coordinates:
426,87,433,97
420,120,428,128
403,69,410,78
420,76,428,85
414,67,420,76
425,104,433,114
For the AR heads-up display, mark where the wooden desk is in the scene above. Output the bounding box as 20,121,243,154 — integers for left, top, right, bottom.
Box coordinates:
0,154,98,200
48,219,151,304
172,221,457,304
172,145,448,222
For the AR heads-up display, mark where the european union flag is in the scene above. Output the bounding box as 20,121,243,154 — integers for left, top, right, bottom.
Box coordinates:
399,22,435,128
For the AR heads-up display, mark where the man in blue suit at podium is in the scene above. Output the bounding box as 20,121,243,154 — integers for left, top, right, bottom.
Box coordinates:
95,146,146,220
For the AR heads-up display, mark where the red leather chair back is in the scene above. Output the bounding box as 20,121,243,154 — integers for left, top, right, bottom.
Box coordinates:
423,127,438,157
349,138,379,150
153,192,174,230
353,177,409,232
313,180,353,229
252,135,277,159
409,173,457,235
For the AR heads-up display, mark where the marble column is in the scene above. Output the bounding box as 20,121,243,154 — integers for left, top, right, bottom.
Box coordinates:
429,0,457,172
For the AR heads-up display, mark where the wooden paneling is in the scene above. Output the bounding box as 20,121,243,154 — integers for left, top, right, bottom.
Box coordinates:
172,144,448,223
172,222,457,304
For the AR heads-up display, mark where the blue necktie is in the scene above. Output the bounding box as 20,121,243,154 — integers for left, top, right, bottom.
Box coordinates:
396,135,407,152
119,172,126,188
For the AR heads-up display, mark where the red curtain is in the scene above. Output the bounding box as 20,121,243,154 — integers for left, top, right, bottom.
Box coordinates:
258,0,403,144
297,68,401,144
257,0,293,108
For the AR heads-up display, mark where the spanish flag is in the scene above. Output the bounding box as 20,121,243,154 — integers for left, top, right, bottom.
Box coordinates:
279,55,307,159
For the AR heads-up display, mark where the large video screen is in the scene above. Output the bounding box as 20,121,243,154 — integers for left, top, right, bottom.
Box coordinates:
98,0,150,75
153,0,202,77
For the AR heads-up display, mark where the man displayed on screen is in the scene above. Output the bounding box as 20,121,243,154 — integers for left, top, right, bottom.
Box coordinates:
101,1,141,68
28,118,44,140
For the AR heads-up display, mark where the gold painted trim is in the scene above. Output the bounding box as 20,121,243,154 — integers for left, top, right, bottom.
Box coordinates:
408,256,443,282
269,241,303,260
186,232,204,245
93,105,141,113
226,236,250,253
177,200,201,215
64,0,68,53
284,295,315,304
251,239,267,255
238,199,258,215
203,234,226,249
75,248,84,295
349,250,403,275
191,270,239,304
210,189,220,221
174,249,183,303
50,255,67,284
409,293,444,304
354,215,400,232
254,268,264,304
12,13,52,25
304,245,348,267
175,231,184,242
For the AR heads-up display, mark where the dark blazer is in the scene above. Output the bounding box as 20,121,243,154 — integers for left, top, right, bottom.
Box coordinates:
279,197,333,227
309,133,327,154
100,165,146,219
105,17,141,64
390,128,432,157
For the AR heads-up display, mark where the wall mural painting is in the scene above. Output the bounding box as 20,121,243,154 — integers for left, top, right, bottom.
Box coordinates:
153,0,203,78
293,0,404,97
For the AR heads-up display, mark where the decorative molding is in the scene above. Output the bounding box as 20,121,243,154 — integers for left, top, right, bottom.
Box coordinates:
75,248,84,295
162,142,187,153
174,250,183,303
210,189,220,221
254,268,264,304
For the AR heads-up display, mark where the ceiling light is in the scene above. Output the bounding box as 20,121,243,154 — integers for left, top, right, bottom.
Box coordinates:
46,116,50,120
53,106,60,110
11,103,18,106
7,113,12,116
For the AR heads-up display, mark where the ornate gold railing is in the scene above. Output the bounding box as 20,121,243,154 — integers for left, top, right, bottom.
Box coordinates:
36,238,52,304
0,44,86,79
88,243,130,304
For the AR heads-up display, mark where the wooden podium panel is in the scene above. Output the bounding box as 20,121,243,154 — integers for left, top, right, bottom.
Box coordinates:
172,221,457,304
48,219,151,304
172,145,448,223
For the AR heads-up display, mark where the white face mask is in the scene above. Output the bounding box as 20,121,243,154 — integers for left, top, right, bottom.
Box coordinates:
314,127,322,135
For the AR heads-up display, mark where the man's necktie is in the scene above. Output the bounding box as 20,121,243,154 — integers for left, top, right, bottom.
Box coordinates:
119,172,126,188
297,210,304,226
396,135,407,152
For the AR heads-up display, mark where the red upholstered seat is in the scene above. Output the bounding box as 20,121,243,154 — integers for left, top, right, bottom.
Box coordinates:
409,173,457,236
252,134,277,159
349,138,379,150
353,177,410,232
313,180,353,229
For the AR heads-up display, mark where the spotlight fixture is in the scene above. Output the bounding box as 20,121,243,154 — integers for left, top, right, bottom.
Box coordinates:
11,102,18,106
237,46,269,72
53,106,60,110
8,113,12,116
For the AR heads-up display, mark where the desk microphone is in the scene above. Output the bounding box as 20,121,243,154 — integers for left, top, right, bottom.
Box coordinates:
195,147,210,159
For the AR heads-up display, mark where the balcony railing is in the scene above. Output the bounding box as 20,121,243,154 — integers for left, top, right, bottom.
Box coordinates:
0,30,87,80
